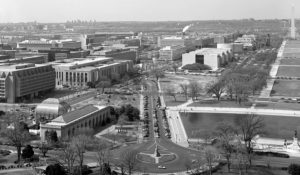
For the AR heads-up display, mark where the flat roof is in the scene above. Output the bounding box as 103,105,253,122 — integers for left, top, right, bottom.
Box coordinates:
0,63,50,71
193,48,231,55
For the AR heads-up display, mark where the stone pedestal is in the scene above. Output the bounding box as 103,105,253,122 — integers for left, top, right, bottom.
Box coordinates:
286,137,300,153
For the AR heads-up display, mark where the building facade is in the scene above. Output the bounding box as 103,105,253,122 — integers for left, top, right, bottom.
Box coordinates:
158,45,186,61
18,39,81,51
0,63,56,103
182,48,232,70
92,48,137,63
40,105,111,141
52,57,133,88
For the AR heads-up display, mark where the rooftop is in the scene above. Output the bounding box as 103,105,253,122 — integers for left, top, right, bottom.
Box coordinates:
49,105,108,126
192,48,231,55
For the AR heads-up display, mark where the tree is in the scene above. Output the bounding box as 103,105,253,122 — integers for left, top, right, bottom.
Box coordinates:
1,114,30,162
22,145,34,160
239,114,265,166
96,80,112,93
150,68,165,81
165,87,177,101
204,146,217,175
46,130,58,144
111,73,121,84
59,143,77,175
180,83,189,101
71,135,90,175
182,63,211,71
288,164,300,175
118,104,140,121
215,123,236,172
45,163,67,175
206,80,225,101
121,150,138,175
86,82,95,88
189,81,202,100
39,142,49,157
172,63,179,73
95,140,111,175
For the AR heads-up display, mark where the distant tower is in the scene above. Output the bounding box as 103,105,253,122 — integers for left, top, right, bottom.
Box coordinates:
291,5,296,39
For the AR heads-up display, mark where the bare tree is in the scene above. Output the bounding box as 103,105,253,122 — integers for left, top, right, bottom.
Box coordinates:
150,68,165,81
1,114,30,162
204,146,217,175
59,143,77,175
39,142,49,157
179,83,189,101
239,114,265,166
172,63,179,73
189,81,202,101
121,150,138,175
96,79,112,93
95,140,111,175
206,80,225,101
165,86,177,101
71,135,90,175
215,122,236,172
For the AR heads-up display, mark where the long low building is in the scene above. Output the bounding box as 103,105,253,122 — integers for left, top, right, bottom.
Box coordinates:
158,45,186,61
40,105,111,141
51,57,133,88
182,48,233,70
0,63,55,103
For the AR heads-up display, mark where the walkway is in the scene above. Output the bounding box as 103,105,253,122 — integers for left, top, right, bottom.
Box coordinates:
259,40,286,98
168,106,300,117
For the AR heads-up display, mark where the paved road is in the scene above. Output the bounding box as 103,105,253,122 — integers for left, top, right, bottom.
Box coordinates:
109,80,205,174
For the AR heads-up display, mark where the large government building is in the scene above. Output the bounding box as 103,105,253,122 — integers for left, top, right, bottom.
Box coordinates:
0,63,56,103
40,105,111,141
182,48,233,70
51,57,133,88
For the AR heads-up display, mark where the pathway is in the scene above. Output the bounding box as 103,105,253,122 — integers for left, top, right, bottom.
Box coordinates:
259,40,286,98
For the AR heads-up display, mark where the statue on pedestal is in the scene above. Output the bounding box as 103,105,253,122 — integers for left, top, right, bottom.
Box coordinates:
155,145,160,157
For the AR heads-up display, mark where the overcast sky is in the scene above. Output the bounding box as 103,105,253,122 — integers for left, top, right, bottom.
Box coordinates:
0,0,299,23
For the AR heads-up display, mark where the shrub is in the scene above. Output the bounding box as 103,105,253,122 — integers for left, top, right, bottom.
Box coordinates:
182,63,211,71
288,164,300,175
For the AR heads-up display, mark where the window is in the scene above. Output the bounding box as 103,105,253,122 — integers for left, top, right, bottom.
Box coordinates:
66,72,68,81
85,73,87,82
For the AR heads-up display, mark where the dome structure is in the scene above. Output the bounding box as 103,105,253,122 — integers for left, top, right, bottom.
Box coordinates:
36,98,71,120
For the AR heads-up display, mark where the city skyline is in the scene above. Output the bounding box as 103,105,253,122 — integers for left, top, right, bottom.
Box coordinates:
0,0,299,23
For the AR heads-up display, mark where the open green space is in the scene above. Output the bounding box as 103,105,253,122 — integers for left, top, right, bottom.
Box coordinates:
255,102,300,111
180,113,300,139
271,80,300,97
280,58,300,66
276,66,300,77
188,100,253,108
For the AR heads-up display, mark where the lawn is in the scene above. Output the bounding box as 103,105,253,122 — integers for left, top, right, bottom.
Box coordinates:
188,100,253,108
163,94,187,107
255,102,300,111
280,58,300,66
276,66,300,77
102,133,137,143
160,74,216,106
214,165,289,175
271,80,300,97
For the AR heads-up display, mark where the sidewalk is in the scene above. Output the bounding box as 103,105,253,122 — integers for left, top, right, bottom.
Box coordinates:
168,106,300,117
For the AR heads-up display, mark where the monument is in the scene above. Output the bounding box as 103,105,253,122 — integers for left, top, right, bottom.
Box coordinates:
291,5,297,39
286,130,300,153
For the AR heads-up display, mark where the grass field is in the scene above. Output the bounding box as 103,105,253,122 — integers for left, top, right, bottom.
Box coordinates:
280,58,300,66
188,100,252,108
276,66,300,77
160,74,216,106
255,102,300,111
272,80,300,97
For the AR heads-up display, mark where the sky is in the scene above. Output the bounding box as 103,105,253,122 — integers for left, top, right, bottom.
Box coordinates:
0,0,299,23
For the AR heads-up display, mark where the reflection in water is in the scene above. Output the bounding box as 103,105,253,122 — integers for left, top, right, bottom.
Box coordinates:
181,113,300,139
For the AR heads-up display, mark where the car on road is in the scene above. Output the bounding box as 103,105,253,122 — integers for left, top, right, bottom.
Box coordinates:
158,165,166,169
